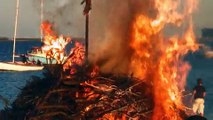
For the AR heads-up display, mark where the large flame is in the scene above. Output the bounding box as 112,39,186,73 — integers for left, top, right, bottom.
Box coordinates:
42,0,199,119
130,0,198,119
41,21,71,64
63,42,85,73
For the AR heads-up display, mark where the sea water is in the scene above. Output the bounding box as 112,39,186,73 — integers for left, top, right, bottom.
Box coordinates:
186,54,213,119
0,40,43,109
0,39,75,110
0,40,212,119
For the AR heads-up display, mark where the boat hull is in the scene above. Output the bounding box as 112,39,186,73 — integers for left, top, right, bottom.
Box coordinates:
28,53,57,64
0,62,43,71
27,53,67,64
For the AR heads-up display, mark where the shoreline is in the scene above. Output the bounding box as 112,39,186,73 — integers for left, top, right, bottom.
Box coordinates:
0,38,41,41
0,37,85,41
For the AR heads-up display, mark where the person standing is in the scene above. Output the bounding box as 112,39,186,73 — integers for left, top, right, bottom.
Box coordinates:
20,54,28,64
192,78,206,116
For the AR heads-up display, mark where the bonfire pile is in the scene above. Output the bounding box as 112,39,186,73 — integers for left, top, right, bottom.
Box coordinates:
27,69,155,120
0,61,189,120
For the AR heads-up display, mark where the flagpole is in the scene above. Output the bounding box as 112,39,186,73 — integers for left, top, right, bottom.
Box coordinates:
85,14,89,62
81,0,91,62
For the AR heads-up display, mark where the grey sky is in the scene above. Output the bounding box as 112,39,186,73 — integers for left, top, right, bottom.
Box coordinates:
0,0,212,38
0,0,85,38
0,0,40,38
194,0,213,29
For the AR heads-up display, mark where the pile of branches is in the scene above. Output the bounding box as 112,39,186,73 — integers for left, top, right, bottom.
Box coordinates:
27,65,154,120
0,64,192,120
79,79,153,120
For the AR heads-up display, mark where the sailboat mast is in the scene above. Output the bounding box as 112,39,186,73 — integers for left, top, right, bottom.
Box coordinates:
12,0,20,63
40,0,44,42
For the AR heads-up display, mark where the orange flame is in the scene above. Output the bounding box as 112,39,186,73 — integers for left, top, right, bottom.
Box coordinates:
63,42,85,71
41,21,71,64
130,0,198,119
101,113,126,120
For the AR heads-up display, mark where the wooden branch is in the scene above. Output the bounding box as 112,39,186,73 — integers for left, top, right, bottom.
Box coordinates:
90,99,148,119
29,111,72,120
83,81,117,92
37,105,70,111
94,77,115,82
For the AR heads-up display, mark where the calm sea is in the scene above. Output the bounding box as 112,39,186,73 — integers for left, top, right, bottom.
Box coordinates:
0,40,212,119
0,40,43,110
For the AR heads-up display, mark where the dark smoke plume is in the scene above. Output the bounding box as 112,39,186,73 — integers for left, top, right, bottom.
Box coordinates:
32,0,155,75
89,0,155,74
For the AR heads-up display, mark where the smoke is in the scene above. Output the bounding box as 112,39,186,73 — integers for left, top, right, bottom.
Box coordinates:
33,0,85,37
89,0,155,74
32,0,155,74
32,0,191,78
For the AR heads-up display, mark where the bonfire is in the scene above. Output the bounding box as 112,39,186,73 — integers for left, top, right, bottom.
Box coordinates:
31,0,198,119
0,0,201,120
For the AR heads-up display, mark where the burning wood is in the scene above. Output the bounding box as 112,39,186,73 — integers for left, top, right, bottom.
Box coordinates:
0,63,192,120
27,71,154,120
22,66,192,120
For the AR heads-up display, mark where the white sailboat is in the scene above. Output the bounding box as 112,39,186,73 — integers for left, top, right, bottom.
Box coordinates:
0,0,43,71
0,62,43,71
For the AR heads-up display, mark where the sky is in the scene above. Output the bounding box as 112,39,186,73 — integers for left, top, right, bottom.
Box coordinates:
0,0,40,38
0,0,213,38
